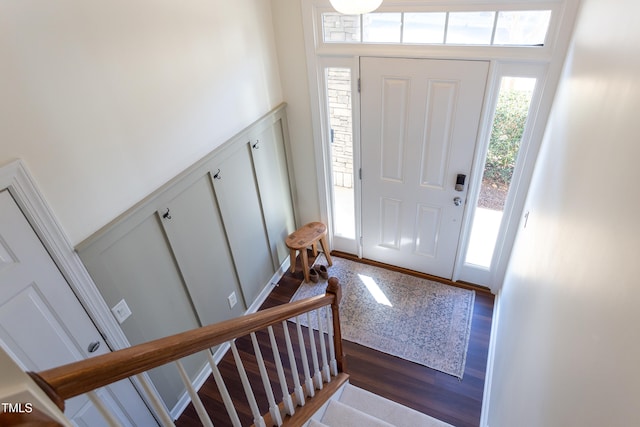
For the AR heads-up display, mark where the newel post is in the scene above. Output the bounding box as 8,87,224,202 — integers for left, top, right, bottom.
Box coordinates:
326,277,346,372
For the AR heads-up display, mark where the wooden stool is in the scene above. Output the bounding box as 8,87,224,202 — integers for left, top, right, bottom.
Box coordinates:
286,222,333,283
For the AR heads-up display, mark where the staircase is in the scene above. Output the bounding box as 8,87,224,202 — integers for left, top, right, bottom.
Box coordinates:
307,383,452,427
2,276,453,427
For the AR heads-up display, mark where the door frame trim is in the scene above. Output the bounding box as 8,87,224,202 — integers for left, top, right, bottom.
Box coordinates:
0,159,167,420
316,56,363,256
302,0,580,292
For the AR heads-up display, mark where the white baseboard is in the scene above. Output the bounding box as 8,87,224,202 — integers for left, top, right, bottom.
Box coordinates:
479,289,502,427
245,256,291,314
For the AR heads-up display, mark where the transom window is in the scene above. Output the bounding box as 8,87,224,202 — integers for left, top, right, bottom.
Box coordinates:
322,9,552,46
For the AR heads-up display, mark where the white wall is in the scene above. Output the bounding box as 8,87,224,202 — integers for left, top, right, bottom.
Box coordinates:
270,0,320,225
0,0,282,245
486,0,640,425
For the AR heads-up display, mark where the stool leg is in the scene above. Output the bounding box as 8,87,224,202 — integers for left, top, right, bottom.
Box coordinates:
311,241,318,257
319,236,333,266
289,249,297,273
301,249,310,283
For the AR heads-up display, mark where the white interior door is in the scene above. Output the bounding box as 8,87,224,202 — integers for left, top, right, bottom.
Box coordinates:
360,57,488,279
0,190,157,426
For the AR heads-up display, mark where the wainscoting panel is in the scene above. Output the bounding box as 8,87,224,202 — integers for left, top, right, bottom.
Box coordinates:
79,213,207,410
76,104,296,412
250,119,296,269
211,142,274,306
159,174,246,323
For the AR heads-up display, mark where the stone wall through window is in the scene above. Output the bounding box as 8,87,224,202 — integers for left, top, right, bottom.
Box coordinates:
327,68,353,189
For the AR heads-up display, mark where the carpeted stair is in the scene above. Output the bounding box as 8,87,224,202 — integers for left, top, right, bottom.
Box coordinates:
307,383,453,427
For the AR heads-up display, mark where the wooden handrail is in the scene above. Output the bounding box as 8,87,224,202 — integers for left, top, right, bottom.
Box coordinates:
36,279,343,404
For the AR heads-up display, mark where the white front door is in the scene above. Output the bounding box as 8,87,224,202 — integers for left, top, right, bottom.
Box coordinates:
0,190,157,426
360,57,488,279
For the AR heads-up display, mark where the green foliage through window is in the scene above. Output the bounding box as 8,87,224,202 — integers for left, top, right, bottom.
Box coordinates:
483,89,531,185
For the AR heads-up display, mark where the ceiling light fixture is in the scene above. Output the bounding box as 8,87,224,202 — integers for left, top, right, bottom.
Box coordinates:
329,0,383,15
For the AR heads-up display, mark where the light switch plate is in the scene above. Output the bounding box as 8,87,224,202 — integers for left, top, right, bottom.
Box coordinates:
228,292,237,309
111,299,132,324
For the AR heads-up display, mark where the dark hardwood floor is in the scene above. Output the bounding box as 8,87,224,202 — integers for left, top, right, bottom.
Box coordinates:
176,252,494,427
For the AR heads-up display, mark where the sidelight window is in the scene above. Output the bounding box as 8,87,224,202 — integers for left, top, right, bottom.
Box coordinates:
326,67,356,241
465,76,536,268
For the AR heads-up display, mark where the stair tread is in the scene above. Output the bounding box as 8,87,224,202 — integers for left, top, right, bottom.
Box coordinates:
339,384,453,427
321,399,395,427
307,419,330,427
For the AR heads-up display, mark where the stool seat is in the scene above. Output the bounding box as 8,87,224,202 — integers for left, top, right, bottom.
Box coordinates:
286,222,333,282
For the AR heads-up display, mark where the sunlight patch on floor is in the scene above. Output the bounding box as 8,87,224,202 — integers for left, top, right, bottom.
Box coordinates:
358,274,392,306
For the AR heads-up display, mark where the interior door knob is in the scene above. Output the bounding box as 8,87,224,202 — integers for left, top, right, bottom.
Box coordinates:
453,197,463,206
87,341,101,353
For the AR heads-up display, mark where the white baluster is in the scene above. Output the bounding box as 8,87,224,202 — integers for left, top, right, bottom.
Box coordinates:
206,351,242,427
282,320,305,406
267,326,295,416
306,312,323,390
87,390,123,427
326,305,338,376
134,374,175,427
175,360,214,427
250,332,283,426
295,316,314,398
316,308,331,383
230,340,266,427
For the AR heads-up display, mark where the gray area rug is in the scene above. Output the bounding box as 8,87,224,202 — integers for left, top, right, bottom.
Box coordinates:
290,256,475,378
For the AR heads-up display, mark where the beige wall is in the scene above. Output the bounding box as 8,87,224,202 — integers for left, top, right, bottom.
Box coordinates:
487,0,640,425
0,0,282,245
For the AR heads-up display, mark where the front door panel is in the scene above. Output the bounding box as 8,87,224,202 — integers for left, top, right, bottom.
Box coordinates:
361,57,488,278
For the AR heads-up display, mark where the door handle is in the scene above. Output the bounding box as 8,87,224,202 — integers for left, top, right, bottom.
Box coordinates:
453,197,463,206
87,341,101,353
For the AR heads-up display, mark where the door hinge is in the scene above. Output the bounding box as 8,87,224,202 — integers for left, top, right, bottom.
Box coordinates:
359,168,362,180
357,78,361,93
